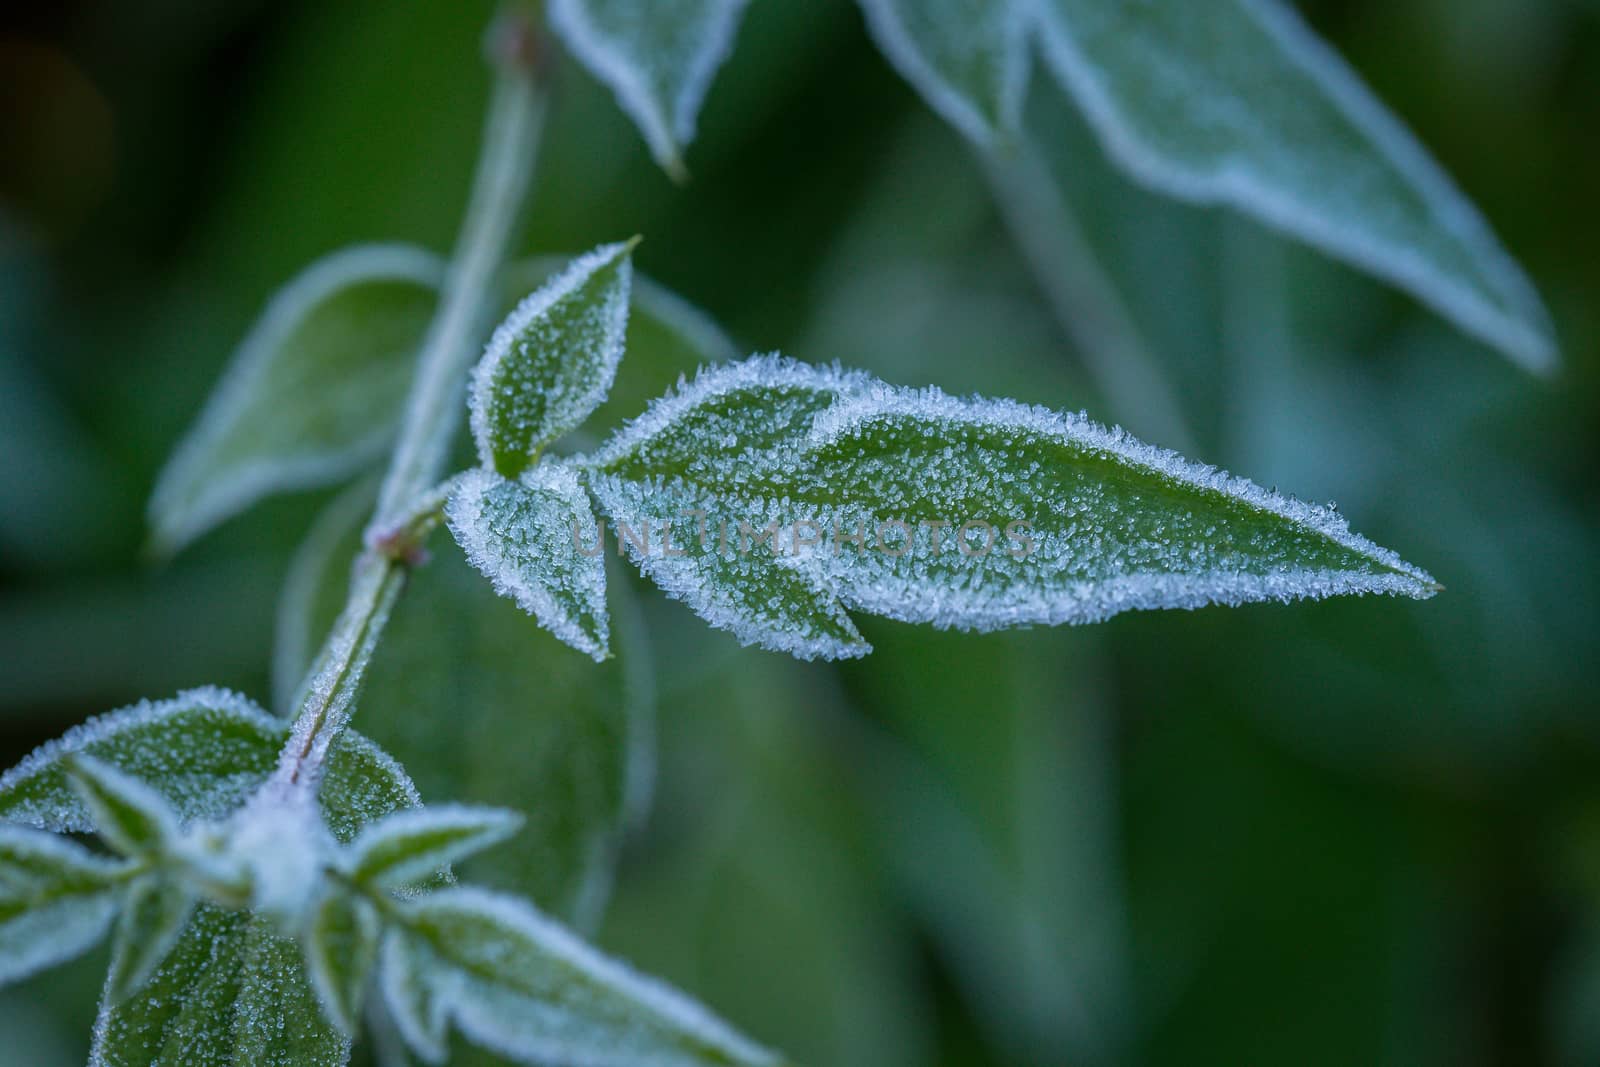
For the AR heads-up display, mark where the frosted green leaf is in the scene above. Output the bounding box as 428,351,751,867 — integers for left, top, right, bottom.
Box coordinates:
91,905,350,1067
0,823,124,988
64,756,178,857
148,244,443,554
446,465,611,661
548,0,751,176
381,887,782,1067
582,356,1437,660
583,356,872,660
856,0,1030,147
349,805,524,890
104,876,195,1006
305,889,381,1037
0,687,421,842
1032,0,1556,371
277,486,651,930
470,241,635,479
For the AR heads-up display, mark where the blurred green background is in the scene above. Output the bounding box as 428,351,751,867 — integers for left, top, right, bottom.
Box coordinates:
1,0,1597,1064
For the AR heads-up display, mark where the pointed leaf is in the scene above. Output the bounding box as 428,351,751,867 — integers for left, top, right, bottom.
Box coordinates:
856,0,1030,147
305,889,381,1037
446,465,611,660
470,241,635,479
382,887,782,1067
149,244,443,554
583,356,1437,660
277,486,651,929
0,687,421,843
1032,0,1555,371
92,904,351,1067
349,805,524,890
104,876,196,1006
64,755,178,857
0,823,124,988
548,0,752,176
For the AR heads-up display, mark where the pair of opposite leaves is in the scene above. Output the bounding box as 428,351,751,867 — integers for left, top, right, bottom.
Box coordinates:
443,240,1437,666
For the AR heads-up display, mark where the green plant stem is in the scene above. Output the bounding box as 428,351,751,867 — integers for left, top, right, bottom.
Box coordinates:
980,138,1197,454
268,12,546,797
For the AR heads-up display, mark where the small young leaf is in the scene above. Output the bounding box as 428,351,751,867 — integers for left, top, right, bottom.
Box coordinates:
104,876,195,1006
64,755,178,857
349,805,524,890
470,241,635,479
583,356,1437,659
304,889,381,1037
1032,0,1556,371
149,244,444,554
279,489,651,929
0,687,421,844
856,0,1030,147
379,925,449,1064
92,904,352,1067
382,887,782,1067
548,0,752,177
446,465,611,661
0,823,124,988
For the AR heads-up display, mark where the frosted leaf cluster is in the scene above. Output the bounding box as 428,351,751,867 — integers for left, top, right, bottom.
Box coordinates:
548,0,752,176
0,687,776,1067
579,356,1437,660
148,244,443,555
0,689,420,1066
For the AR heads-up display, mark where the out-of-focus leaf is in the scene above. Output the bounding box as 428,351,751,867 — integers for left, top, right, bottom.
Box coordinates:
0,824,124,989
148,244,443,555
470,242,635,479
840,625,1128,1066
277,486,652,931
548,0,753,177
103,877,195,1006
63,757,179,858
584,356,1437,661
855,0,1030,147
446,465,611,661
601,651,931,1067
305,889,381,1037
380,887,781,1067
1031,0,1556,371
0,688,421,843
91,905,351,1067
347,805,523,891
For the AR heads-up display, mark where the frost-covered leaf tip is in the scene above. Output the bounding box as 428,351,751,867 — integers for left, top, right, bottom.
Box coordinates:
148,244,443,555
581,356,1438,661
447,465,612,660
470,240,636,479
548,0,751,177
